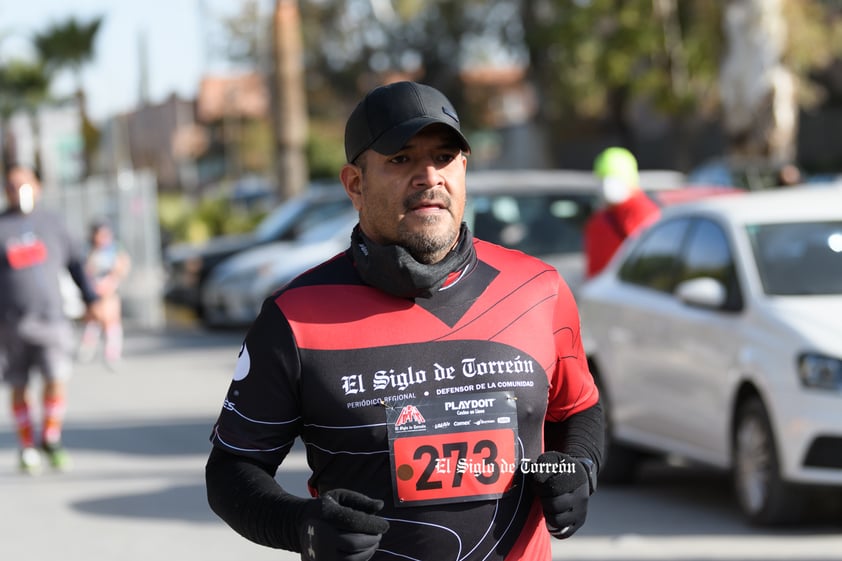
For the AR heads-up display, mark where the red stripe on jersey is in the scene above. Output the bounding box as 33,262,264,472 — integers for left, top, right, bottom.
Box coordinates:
275,241,558,355
503,500,551,561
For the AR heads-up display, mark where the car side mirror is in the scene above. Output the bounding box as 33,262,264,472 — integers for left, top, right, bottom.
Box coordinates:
675,277,727,309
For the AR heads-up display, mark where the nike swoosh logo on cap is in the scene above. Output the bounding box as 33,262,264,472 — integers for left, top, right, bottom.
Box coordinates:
441,106,459,123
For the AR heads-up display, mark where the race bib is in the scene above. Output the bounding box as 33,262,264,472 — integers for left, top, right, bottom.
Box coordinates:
387,391,519,507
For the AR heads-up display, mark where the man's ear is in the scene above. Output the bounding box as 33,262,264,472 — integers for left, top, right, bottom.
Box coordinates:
340,163,363,210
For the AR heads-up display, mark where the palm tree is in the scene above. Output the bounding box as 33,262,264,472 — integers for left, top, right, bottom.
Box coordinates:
33,15,103,177
0,60,50,175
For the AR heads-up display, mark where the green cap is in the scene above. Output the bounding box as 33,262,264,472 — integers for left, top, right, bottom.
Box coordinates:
593,147,638,184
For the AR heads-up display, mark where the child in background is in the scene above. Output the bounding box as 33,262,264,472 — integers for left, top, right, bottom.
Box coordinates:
78,220,131,367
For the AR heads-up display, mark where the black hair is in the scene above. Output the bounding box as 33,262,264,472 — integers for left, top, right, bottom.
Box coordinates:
89,219,113,243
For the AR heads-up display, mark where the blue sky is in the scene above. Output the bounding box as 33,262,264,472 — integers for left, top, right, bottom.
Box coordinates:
0,0,243,122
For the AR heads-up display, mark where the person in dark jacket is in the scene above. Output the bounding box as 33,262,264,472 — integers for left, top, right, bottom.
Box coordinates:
1,166,100,473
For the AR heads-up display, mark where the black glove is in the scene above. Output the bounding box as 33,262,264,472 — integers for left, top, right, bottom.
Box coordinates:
528,451,591,540
299,488,390,561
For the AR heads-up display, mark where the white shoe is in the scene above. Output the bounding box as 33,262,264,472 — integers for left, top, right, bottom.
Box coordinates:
19,447,42,475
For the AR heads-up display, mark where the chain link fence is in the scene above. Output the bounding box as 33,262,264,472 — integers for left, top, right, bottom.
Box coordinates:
42,170,166,330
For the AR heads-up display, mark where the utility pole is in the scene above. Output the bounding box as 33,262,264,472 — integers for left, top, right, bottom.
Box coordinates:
138,30,150,108
271,0,308,200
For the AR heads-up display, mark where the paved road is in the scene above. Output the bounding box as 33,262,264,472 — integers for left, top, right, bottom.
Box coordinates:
1,327,840,561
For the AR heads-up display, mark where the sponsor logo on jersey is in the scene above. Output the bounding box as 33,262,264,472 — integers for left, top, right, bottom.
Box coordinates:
444,398,496,411
233,343,250,381
394,404,426,427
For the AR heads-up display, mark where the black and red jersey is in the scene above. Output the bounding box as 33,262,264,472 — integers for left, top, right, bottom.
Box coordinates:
210,237,598,561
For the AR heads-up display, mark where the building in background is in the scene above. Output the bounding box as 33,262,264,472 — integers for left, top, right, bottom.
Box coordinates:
195,72,273,191
6,101,84,187
99,94,198,193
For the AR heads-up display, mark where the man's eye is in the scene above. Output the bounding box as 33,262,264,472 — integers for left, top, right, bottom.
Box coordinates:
389,155,409,164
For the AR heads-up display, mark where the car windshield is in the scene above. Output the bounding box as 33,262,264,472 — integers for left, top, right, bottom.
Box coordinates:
748,221,842,295
465,193,593,256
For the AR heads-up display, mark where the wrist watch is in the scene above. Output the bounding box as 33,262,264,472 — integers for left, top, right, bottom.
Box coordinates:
574,457,598,495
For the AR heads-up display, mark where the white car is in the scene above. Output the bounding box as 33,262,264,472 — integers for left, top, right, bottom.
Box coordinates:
579,184,842,525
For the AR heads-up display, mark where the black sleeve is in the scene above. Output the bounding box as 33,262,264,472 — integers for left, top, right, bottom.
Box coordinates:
67,260,99,304
544,399,605,472
58,213,98,305
205,446,310,552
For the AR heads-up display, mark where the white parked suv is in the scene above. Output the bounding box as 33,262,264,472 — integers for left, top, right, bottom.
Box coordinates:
579,184,842,525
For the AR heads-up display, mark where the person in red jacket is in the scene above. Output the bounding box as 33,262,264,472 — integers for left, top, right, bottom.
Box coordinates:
583,147,660,278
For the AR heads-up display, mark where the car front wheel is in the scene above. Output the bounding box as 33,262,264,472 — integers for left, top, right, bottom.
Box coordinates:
733,397,805,525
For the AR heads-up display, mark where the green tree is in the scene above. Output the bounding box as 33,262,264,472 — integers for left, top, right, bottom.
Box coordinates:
521,0,723,164
520,0,842,167
33,15,103,178
214,0,842,171
215,0,271,68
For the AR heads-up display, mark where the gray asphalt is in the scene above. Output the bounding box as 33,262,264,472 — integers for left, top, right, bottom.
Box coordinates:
0,326,298,561
2,326,840,561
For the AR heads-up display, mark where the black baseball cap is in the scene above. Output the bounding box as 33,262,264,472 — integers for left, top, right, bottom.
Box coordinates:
344,81,471,163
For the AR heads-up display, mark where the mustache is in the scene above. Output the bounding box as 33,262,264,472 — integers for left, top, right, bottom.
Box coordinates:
404,190,451,211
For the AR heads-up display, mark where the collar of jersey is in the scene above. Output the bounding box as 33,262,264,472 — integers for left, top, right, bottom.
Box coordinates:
350,222,476,299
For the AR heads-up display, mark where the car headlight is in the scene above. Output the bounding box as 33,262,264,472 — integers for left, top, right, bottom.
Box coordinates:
798,353,842,391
